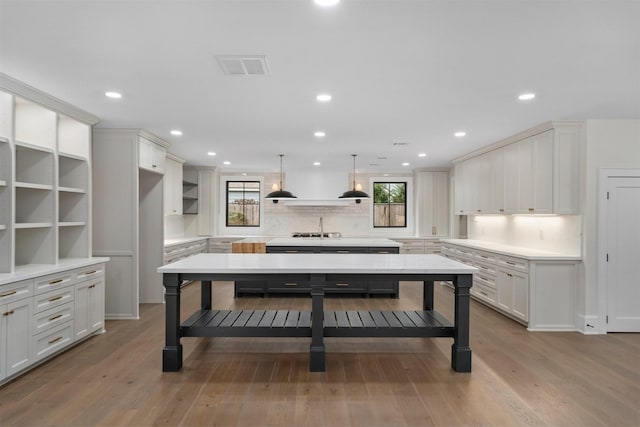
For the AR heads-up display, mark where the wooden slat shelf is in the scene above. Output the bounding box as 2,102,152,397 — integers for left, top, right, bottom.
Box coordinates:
181,309,454,339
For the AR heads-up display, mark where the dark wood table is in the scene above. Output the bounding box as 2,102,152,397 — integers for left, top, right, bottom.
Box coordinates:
158,253,476,373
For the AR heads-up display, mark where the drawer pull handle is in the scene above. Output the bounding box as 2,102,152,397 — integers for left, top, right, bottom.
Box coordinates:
480,291,488,297
284,283,298,287
507,273,513,277
336,250,350,254
499,208,505,212
48,336,63,345
480,255,488,259
285,250,299,253
528,208,534,212
88,284,96,289
49,314,63,321
3,310,14,316
479,276,489,281
377,251,390,254
48,296,63,302
48,279,64,285
83,270,97,275
0,290,17,298
506,261,516,265
335,283,350,287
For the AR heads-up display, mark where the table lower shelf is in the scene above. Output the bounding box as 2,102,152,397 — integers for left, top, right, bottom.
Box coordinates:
181,309,454,339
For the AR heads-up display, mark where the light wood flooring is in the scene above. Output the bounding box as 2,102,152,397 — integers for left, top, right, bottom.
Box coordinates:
1,281,639,427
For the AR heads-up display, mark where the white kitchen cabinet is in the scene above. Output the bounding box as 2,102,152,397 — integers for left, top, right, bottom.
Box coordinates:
496,267,529,322
416,170,449,237
94,129,167,312
74,277,104,341
164,154,185,216
453,121,582,215
139,136,166,174
1,297,33,379
441,240,579,330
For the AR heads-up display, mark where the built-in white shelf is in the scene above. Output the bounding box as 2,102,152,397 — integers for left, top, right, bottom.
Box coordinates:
58,186,86,194
0,180,6,187
14,140,54,153
14,223,53,229
0,225,6,231
15,182,54,191
58,222,86,227
0,136,8,143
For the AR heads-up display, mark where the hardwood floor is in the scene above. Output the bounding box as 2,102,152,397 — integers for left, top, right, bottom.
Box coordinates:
1,281,639,426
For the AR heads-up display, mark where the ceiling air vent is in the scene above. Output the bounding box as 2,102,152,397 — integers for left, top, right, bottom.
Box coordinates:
215,55,270,76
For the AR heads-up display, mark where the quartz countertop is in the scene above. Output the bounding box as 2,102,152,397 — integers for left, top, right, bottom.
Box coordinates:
158,253,476,275
164,236,210,247
441,239,581,261
266,237,402,247
0,257,110,286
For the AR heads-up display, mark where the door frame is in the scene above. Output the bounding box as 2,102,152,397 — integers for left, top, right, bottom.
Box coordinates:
597,168,640,333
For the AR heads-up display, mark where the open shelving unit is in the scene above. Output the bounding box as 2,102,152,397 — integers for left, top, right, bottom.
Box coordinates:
182,168,198,214
0,84,95,272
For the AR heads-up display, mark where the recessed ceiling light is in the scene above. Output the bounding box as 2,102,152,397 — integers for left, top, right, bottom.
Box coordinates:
402,162,410,166
454,131,466,138
241,172,247,176
314,0,340,6
316,93,332,102
383,173,390,177
314,131,326,138
518,93,536,101
313,162,321,166
105,91,122,99
207,152,216,156
418,153,427,157
170,130,183,136
223,161,231,165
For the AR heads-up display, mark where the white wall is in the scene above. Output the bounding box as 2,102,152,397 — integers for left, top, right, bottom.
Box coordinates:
583,119,640,331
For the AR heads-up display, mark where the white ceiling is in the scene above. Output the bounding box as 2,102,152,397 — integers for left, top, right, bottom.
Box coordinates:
1,0,638,173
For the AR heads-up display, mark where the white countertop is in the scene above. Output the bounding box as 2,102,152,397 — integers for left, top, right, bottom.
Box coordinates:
158,253,476,275
441,239,582,261
164,236,210,247
266,237,402,247
0,257,110,286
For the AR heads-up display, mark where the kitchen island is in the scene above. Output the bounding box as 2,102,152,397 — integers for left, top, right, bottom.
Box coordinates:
235,237,403,297
159,253,477,373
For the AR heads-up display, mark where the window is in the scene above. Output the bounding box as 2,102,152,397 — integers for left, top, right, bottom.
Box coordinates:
373,182,407,227
226,181,260,226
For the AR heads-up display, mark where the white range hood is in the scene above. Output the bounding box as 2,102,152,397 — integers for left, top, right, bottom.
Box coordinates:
284,170,352,206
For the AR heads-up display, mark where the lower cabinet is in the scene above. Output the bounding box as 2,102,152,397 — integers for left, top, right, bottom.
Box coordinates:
0,261,106,385
496,268,529,322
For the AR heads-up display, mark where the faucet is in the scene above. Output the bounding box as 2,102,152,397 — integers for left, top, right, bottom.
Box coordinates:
319,216,324,239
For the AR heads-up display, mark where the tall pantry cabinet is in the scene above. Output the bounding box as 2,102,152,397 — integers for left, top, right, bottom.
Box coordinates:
92,129,168,319
0,74,107,385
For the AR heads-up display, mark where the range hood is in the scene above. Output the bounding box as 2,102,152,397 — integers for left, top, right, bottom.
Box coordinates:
283,170,353,206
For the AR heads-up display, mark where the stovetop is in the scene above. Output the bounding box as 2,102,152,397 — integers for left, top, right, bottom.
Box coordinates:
291,232,342,238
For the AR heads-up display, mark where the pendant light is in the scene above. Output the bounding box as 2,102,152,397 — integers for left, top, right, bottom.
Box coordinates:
265,154,297,203
339,154,369,203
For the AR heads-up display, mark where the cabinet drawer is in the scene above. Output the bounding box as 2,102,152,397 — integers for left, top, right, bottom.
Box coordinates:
325,278,367,292
474,273,496,290
34,286,74,313
75,264,104,282
267,277,311,293
474,250,496,264
472,282,496,305
0,279,33,304
474,261,496,278
368,279,399,294
33,321,73,361
234,280,266,296
32,302,73,336
496,255,528,273
35,271,74,295
400,247,425,254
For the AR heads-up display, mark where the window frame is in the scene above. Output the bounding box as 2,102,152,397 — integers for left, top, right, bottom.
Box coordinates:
372,181,408,229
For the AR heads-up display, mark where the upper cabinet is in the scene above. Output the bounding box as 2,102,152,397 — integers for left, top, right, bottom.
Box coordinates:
139,136,166,174
454,122,582,215
416,170,449,237
164,154,185,216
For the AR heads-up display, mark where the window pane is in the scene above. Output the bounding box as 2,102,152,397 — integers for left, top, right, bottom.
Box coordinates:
373,182,406,228
226,181,260,227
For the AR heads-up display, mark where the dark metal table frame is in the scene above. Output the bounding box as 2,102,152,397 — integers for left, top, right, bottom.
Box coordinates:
162,272,473,373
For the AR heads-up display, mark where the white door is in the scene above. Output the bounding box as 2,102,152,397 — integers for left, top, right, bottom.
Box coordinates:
606,176,640,332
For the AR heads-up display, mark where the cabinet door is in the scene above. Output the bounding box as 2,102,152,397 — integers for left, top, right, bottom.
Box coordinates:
531,130,553,214
490,149,505,213
517,138,534,213
4,298,33,377
138,138,153,170
496,270,514,313
475,153,492,214
454,163,466,215
512,272,529,321
432,171,449,236
503,143,519,213
152,145,166,174
74,279,103,340
164,158,183,215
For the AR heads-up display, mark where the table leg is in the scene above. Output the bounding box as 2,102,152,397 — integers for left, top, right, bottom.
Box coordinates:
309,274,326,372
423,280,434,310
162,273,183,372
451,274,472,372
201,280,212,310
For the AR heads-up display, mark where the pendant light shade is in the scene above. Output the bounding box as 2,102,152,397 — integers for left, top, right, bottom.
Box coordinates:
339,154,369,203
266,154,297,203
